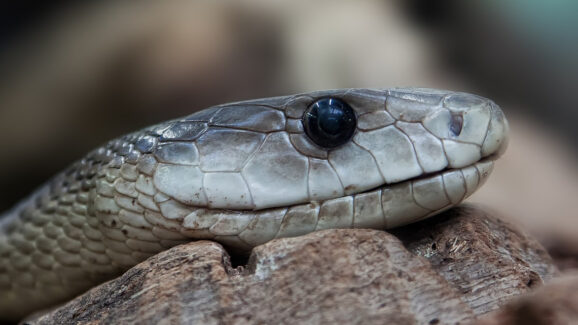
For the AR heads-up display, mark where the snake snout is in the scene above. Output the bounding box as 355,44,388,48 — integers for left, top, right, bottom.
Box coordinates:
481,101,509,158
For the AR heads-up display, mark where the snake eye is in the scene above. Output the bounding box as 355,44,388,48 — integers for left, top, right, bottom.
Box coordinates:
302,98,357,148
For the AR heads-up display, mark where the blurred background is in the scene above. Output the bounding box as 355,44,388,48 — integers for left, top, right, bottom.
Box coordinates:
0,1,577,268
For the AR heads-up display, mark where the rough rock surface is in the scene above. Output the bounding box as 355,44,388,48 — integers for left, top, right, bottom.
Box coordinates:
391,205,556,315
25,206,556,325
476,273,578,325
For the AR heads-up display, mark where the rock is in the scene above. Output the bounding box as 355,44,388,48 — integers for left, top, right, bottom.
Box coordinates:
542,238,578,273
476,273,578,325
25,206,556,325
391,204,557,315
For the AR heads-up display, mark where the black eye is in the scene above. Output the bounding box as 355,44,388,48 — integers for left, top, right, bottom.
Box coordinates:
302,98,357,148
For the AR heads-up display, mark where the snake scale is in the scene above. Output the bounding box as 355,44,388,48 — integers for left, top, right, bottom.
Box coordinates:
0,88,508,321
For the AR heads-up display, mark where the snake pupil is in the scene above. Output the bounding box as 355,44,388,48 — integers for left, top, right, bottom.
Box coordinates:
302,98,357,148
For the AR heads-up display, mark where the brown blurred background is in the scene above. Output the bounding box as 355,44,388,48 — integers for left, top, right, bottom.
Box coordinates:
0,1,577,267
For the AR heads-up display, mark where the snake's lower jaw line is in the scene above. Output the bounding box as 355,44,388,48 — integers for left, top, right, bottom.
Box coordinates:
376,158,495,230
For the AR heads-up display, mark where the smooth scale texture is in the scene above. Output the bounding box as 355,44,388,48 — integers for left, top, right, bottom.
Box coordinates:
0,88,509,321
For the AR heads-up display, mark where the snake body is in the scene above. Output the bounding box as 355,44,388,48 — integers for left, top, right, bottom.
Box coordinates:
0,88,508,321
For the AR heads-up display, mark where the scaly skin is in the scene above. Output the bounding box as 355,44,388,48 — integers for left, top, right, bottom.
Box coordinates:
0,88,508,321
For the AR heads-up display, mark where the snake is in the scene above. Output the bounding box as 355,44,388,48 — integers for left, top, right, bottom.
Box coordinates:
0,88,508,321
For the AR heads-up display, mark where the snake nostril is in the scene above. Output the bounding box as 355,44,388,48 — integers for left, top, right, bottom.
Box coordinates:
449,113,463,136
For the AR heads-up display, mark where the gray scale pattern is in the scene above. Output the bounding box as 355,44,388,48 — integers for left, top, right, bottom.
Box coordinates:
0,88,508,321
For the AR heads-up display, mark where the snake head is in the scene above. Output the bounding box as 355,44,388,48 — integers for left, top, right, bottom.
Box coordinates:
0,88,510,321
143,88,508,212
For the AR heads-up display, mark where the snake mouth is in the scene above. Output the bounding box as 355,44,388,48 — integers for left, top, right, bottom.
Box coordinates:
356,154,499,197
